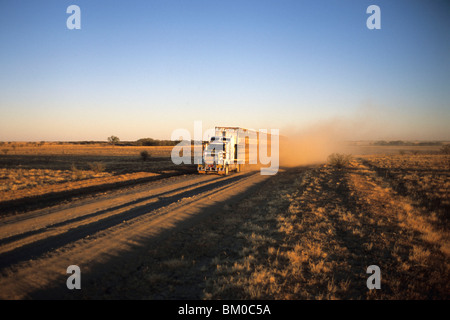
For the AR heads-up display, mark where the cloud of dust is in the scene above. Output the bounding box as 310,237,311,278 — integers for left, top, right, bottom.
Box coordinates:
278,115,377,167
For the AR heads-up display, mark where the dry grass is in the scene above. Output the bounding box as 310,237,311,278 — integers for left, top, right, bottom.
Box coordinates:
0,143,186,203
360,154,449,225
202,155,450,299
80,154,449,299
0,142,173,157
13,147,445,300
0,167,111,192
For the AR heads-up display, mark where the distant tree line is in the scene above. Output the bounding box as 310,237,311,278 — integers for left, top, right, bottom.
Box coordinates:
62,138,183,146
135,138,179,146
372,141,444,146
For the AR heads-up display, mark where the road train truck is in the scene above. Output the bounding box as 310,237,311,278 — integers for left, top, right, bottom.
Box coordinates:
197,127,259,175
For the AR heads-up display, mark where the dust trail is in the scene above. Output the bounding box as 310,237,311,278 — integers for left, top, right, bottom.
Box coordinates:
279,118,371,167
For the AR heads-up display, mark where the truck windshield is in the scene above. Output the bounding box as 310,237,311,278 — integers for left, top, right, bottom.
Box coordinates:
206,143,224,154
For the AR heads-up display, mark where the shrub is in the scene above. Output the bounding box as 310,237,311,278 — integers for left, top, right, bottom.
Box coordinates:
88,162,105,173
440,144,450,155
2,149,8,155
327,153,352,168
140,150,150,161
71,163,84,180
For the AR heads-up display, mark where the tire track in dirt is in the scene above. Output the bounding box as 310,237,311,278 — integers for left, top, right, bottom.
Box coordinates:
0,172,256,270
0,170,270,299
0,173,231,251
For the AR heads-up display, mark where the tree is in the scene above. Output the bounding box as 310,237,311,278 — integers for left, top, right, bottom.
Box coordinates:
107,135,120,145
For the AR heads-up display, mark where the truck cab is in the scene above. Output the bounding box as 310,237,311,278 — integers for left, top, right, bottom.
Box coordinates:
198,127,257,175
198,135,236,175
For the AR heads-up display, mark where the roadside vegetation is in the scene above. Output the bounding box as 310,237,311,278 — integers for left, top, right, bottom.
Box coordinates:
0,141,448,299
327,153,352,168
0,142,187,206
201,155,449,299
105,153,449,299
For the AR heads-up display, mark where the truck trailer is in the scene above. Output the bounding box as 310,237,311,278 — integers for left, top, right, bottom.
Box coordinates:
197,127,259,175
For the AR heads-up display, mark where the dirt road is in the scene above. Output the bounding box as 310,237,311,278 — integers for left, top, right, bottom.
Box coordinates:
0,171,270,299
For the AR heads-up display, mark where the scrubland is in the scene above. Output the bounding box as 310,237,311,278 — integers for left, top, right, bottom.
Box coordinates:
116,151,449,299
0,142,448,299
200,153,449,299
0,142,180,206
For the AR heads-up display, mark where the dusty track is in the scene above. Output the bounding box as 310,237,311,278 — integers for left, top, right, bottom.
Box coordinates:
0,170,270,299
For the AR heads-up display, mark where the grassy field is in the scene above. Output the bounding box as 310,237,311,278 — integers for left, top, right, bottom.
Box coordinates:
361,154,449,226
197,155,449,299
1,141,449,299
85,151,449,300
0,142,182,206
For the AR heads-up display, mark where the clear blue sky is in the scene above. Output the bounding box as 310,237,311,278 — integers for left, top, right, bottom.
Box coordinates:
0,0,449,141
